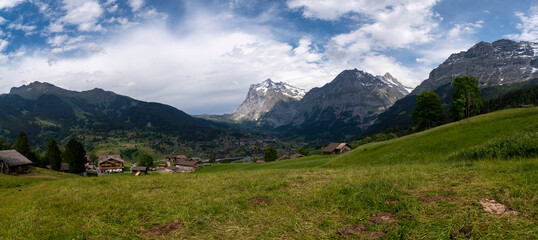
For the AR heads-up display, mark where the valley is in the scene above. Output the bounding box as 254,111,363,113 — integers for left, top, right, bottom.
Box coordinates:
1,108,536,239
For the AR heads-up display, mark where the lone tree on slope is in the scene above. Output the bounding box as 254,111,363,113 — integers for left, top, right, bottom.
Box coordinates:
450,76,482,120
410,91,444,131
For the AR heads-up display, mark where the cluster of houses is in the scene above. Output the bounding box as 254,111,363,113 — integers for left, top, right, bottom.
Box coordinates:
0,142,352,176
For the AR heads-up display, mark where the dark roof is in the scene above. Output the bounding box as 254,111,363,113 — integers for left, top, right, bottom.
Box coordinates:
131,166,148,171
61,163,69,171
322,143,350,153
0,150,33,166
177,159,200,166
98,155,124,163
289,153,304,159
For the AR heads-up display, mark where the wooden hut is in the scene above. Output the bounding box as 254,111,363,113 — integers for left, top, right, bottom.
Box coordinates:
131,166,148,175
98,155,125,174
322,143,352,155
177,159,201,172
0,150,33,174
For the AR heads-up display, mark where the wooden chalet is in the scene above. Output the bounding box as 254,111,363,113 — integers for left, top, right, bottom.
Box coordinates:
177,159,201,172
276,155,289,161
322,143,352,155
131,166,148,175
98,155,124,174
0,150,33,174
255,160,266,164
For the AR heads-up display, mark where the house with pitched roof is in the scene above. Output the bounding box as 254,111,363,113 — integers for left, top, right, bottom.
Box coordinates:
0,150,33,174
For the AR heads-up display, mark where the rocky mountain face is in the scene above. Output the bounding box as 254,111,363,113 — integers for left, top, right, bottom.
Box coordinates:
1,82,223,143
368,39,538,134
411,39,538,95
232,79,306,121
260,69,408,138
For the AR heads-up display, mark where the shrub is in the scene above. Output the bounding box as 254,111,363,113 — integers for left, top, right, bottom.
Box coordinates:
454,131,538,160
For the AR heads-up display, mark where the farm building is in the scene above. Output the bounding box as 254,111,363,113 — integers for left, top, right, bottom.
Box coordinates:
322,143,352,155
167,155,187,162
276,155,289,161
131,166,148,175
255,160,266,164
165,166,179,173
177,159,201,172
289,153,304,159
46,163,70,172
98,155,124,174
0,150,33,174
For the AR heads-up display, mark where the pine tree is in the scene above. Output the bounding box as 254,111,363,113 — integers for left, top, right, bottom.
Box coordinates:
13,131,32,159
410,91,444,130
450,76,482,120
64,139,86,173
46,139,62,171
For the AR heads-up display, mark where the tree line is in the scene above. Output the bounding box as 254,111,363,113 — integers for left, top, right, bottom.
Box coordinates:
0,131,87,174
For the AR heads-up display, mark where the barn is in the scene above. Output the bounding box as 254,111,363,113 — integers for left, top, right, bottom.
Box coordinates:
322,143,352,155
0,150,33,174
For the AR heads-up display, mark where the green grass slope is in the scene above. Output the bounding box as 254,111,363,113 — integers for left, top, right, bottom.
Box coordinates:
0,108,537,239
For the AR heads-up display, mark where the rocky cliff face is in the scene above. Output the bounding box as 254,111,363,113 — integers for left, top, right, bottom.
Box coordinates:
232,79,306,121
411,39,538,95
260,69,408,134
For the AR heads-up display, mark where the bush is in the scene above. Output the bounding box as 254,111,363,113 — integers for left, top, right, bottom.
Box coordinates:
454,131,538,160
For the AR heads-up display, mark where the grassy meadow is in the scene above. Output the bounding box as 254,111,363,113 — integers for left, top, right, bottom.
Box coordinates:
0,108,537,239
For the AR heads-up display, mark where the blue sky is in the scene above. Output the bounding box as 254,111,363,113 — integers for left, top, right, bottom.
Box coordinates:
0,0,537,114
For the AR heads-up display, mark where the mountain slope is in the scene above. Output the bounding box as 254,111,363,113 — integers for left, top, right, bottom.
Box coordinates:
232,79,306,121
261,69,408,140
368,39,538,134
0,82,223,144
411,39,538,95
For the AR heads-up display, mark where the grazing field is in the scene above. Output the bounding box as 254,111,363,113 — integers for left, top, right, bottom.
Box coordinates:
0,108,537,239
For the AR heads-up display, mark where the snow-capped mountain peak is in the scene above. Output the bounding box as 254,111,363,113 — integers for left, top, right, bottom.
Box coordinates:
232,79,306,121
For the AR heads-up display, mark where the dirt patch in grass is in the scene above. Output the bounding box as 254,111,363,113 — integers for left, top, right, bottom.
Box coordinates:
478,198,520,216
250,197,270,205
420,195,456,203
368,212,396,225
141,220,184,238
338,224,367,236
450,226,472,239
338,224,385,239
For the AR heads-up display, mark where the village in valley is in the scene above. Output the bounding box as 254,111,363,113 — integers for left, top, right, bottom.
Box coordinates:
0,130,352,177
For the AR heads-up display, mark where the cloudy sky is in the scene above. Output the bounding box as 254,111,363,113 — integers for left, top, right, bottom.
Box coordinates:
0,0,537,114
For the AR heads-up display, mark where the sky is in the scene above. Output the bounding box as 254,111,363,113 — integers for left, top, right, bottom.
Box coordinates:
0,0,537,114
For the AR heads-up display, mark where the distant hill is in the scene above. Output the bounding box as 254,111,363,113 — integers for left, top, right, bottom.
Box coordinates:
0,82,224,145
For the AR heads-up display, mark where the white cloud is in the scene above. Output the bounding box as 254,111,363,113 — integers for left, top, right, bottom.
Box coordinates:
0,39,8,52
58,0,104,32
505,6,538,41
129,0,144,12
7,23,37,35
0,0,25,10
0,17,7,25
